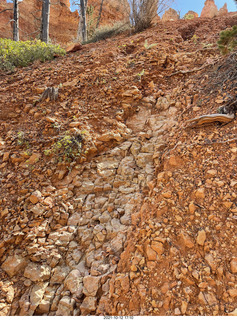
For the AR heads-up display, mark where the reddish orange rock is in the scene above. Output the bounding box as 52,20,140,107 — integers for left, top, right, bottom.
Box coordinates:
66,43,83,53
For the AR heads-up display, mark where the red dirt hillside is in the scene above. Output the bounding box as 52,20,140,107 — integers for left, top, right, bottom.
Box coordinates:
0,12,237,316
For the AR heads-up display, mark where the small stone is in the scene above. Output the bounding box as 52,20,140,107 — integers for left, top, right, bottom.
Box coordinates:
24,263,51,281
130,265,137,272
198,292,207,304
66,43,82,53
1,255,27,277
29,190,42,204
45,116,56,123
216,266,223,277
205,254,216,272
196,230,206,246
56,296,74,316
151,241,164,255
228,288,237,297
30,282,48,311
1,208,9,218
179,231,194,248
181,300,188,314
3,152,10,162
205,292,217,306
168,154,182,167
189,202,196,214
51,266,69,284
80,296,97,314
83,275,101,296
174,307,181,315
195,188,205,199
230,258,237,273
98,132,122,142
6,285,14,304
24,279,32,287
206,169,217,178
145,245,157,261
27,153,41,165
223,201,233,209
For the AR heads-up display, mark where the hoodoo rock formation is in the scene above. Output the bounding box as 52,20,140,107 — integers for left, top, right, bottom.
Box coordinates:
0,0,79,44
0,0,127,44
200,0,218,18
219,3,228,15
183,11,199,19
162,8,179,21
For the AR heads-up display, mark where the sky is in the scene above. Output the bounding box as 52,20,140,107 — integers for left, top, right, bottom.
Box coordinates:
6,0,237,18
69,0,236,18
171,0,236,17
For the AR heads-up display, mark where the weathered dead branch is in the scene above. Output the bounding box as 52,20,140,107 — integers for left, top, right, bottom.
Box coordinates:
168,58,220,77
185,113,235,128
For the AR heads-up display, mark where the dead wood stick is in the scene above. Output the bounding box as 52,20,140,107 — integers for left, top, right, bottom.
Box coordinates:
185,113,235,128
169,58,220,77
169,65,207,76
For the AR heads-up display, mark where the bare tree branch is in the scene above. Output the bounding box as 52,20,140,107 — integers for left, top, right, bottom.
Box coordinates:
0,9,13,14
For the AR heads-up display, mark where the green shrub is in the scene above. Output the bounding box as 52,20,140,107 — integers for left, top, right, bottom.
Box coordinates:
183,13,194,19
0,38,66,71
85,21,130,44
217,25,237,54
45,132,85,163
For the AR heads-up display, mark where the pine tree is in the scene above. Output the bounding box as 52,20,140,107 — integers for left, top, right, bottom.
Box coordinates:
217,25,237,54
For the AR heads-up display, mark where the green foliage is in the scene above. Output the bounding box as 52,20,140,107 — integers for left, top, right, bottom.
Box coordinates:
45,132,85,163
217,26,237,54
0,38,66,72
84,22,130,44
16,131,30,149
137,69,145,81
183,13,194,20
144,40,157,50
191,34,199,44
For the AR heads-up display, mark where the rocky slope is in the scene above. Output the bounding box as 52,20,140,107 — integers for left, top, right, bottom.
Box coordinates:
0,13,237,316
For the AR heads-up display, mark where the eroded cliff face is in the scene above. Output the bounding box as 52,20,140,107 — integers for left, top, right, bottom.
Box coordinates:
0,0,128,44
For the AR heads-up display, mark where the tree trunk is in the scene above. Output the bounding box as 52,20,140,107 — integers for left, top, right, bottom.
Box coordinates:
96,0,104,29
80,0,87,42
13,0,19,41
41,0,50,43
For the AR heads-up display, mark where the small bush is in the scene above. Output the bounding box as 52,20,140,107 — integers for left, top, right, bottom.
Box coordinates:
45,132,85,163
217,26,237,54
85,21,130,44
130,0,158,32
0,38,66,71
183,13,194,20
